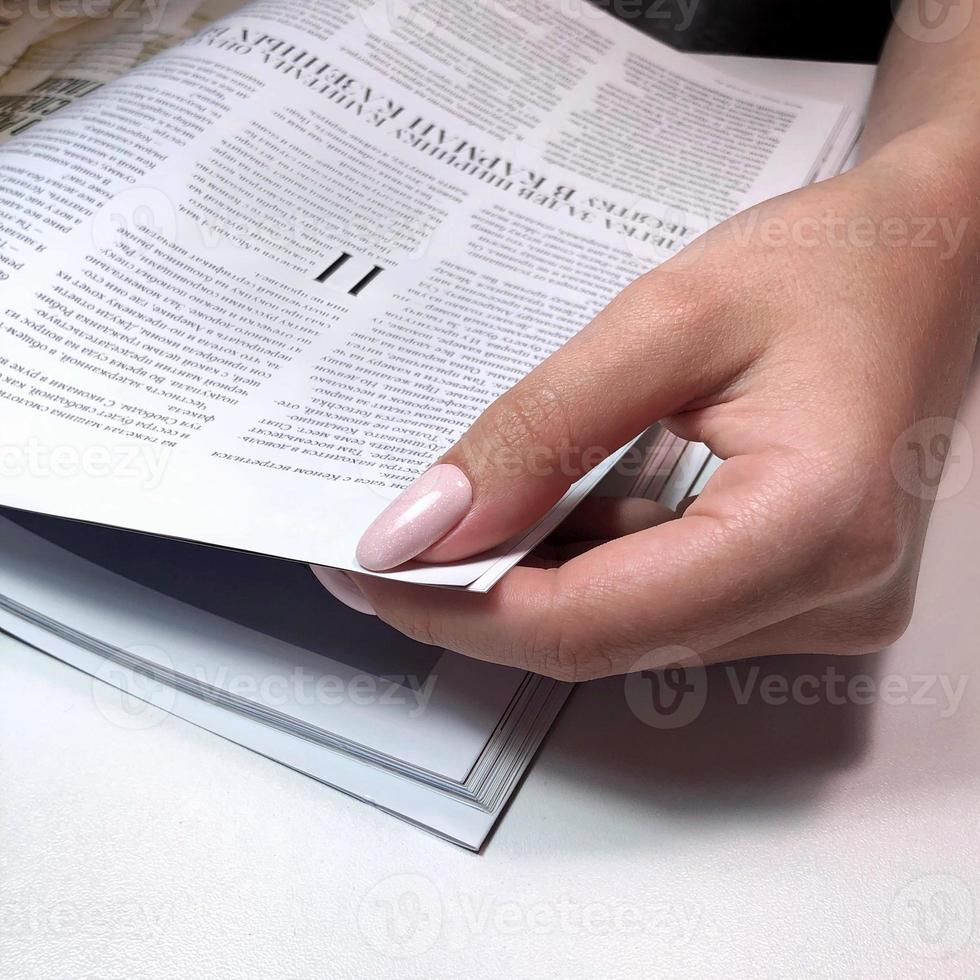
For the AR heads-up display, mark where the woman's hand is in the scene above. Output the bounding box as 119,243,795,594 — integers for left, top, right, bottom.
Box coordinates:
319,129,980,680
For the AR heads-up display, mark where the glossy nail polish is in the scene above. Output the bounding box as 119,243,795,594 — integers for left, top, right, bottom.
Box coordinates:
355,464,472,571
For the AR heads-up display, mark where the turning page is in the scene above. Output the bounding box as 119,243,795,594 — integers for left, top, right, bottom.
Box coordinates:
0,0,850,588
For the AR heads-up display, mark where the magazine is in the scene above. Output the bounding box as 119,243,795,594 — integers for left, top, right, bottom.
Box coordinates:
0,0,872,845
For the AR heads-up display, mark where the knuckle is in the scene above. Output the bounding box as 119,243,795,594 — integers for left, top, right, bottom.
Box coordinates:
825,524,902,594
477,381,575,476
529,611,611,683
528,613,581,682
628,266,734,333
540,641,584,683
834,501,905,591
808,463,906,593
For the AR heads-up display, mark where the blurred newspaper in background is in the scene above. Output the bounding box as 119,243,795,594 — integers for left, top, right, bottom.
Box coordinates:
0,0,242,142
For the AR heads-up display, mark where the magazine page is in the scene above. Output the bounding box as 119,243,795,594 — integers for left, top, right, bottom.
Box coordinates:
0,0,848,587
337,0,848,213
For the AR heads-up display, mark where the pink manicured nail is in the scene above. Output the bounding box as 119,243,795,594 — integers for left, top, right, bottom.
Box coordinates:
311,565,376,616
356,464,472,571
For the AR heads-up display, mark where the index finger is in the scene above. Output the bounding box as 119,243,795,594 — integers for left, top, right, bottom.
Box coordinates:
354,448,872,680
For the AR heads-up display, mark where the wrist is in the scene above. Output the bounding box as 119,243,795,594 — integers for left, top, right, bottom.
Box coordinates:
856,115,980,225
851,119,980,340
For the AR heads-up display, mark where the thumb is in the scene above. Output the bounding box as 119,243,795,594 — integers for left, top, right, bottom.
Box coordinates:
355,270,748,571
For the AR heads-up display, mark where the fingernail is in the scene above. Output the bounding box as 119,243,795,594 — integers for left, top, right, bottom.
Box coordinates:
356,463,472,571
311,565,376,616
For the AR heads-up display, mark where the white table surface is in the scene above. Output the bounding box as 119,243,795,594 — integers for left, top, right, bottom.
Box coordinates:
3,59,978,980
